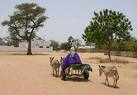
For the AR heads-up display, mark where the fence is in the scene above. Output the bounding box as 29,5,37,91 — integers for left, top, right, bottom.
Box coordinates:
77,48,104,53
110,51,137,58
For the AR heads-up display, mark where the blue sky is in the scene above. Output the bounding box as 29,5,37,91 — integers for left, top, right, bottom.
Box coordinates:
0,0,137,43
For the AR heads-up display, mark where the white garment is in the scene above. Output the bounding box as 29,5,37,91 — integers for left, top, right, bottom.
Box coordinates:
69,47,76,57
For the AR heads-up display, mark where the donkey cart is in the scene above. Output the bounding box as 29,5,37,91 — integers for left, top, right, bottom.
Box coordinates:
61,64,92,80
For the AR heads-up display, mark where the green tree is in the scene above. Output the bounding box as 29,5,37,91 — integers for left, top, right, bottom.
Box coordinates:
9,28,19,47
82,9,133,60
2,37,11,46
60,42,70,50
73,39,82,49
60,36,82,50
50,40,60,50
2,3,47,55
67,36,75,48
0,38,5,45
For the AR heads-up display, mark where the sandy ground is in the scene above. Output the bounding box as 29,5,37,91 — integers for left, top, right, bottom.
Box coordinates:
0,52,137,95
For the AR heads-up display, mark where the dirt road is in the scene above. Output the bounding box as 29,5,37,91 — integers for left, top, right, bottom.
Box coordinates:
0,52,137,95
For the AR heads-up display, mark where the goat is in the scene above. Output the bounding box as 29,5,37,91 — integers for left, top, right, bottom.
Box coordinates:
98,65,119,87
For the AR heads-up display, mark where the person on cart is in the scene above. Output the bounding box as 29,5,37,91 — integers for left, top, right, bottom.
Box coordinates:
61,47,82,71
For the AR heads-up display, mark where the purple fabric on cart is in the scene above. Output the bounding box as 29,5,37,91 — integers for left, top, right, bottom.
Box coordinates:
61,53,82,70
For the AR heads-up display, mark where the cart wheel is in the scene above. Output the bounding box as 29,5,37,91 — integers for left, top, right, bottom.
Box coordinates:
61,70,66,80
83,70,89,80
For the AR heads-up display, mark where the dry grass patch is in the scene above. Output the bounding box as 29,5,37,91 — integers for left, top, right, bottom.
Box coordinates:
87,57,129,64
87,57,102,60
99,58,129,64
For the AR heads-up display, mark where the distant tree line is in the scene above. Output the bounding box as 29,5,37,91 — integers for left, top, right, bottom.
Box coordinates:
111,37,137,52
50,36,82,50
0,38,5,45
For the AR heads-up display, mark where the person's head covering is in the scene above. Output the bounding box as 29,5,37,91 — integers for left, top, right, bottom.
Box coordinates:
69,47,76,57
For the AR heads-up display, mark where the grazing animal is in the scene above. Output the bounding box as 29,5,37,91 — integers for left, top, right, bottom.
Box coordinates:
49,57,60,76
98,65,119,87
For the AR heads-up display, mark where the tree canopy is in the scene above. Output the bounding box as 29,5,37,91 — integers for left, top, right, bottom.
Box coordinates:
50,40,60,50
82,9,133,60
1,3,47,55
60,36,81,50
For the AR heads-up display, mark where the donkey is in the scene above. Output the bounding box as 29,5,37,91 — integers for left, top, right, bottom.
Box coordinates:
49,57,60,76
98,65,119,87
60,57,65,65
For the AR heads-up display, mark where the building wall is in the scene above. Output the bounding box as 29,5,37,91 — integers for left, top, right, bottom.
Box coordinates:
0,46,53,52
19,40,51,48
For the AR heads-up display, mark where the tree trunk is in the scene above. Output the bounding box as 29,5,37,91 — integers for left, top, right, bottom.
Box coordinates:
27,39,32,55
108,48,111,60
90,44,91,53
108,41,111,61
90,43,92,58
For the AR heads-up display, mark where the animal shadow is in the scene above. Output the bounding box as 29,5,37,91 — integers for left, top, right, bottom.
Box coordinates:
65,76,92,82
52,74,60,77
101,82,120,89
